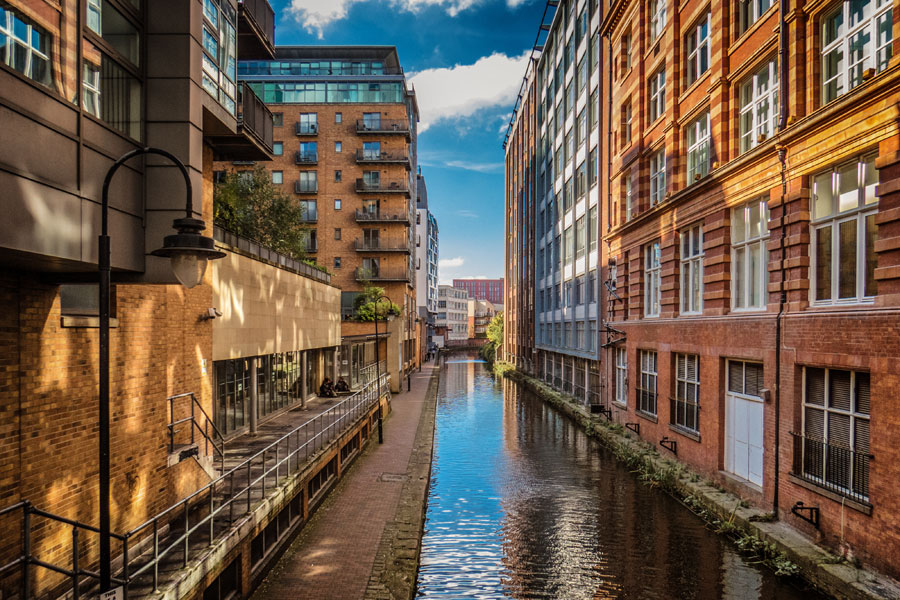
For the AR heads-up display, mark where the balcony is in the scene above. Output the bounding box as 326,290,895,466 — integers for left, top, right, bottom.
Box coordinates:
237,0,275,60
356,119,411,139
355,178,410,195
790,433,872,507
295,180,318,194
304,239,318,253
355,149,411,169
207,82,273,161
295,151,318,164
354,267,410,283
354,210,410,224
353,239,410,253
296,122,319,136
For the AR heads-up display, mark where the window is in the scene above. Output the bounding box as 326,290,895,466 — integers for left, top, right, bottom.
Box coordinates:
625,175,633,221
638,350,658,415
272,112,283,127
577,56,587,91
334,228,341,240
335,112,342,123
811,155,878,304
590,148,599,186
645,241,661,317
565,226,574,266
650,149,666,206
363,141,381,159
589,206,598,253
821,0,893,103
335,141,342,153
297,171,317,193
575,216,586,260
799,368,870,501
732,197,770,310
577,108,586,145
334,170,342,182
649,67,666,122
590,90,598,128
576,162,587,198
650,0,667,40
687,110,711,182
273,142,283,156
82,63,101,117
298,113,318,134
298,141,317,162
621,30,632,72
740,0,772,34
680,225,703,314
620,100,632,148
334,198,342,210
334,257,341,269
673,354,700,433
686,13,711,86
740,58,779,153
199,0,237,116
615,348,628,406
271,171,283,185
299,200,317,221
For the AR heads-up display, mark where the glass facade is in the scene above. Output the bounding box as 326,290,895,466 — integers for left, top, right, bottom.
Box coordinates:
248,81,405,104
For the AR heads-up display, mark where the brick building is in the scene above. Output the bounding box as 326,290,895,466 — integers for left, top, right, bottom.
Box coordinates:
451,278,505,306
505,0,900,581
215,46,420,391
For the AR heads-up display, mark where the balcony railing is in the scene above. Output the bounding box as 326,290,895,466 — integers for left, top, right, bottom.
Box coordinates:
356,178,410,194
354,210,410,224
354,267,409,282
295,180,318,194
355,149,410,167
353,239,410,253
669,397,700,435
237,0,275,59
356,119,411,136
304,239,318,253
214,227,330,284
237,82,274,154
295,151,318,164
790,432,872,505
295,122,319,135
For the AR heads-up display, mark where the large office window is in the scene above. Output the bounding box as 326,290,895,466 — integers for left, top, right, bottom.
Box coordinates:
650,149,666,207
740,58,779,153
811,155,878,304
687,110,711,182
673,354,700,433
686,13,711,86
649,67,666,122
680,225,703,314
822,0,893,103
732,197,770,310
637,350,658,416
615,347,628,406
644,241,661,317
798,367,870,501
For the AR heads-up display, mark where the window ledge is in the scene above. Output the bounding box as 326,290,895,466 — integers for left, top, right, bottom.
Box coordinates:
636,409,658,424
678,70,711,105
612,400,628,411
669,423,701,442
61,316,119,328
787,473,872,516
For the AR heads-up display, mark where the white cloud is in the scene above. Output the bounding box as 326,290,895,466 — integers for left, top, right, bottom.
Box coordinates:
418,156,504,173
439,256,465,269
287,0,482,37
456,210,479,219
409,50,530,132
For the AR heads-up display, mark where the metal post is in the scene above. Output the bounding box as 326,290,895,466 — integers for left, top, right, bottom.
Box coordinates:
153,520,159,591
72,527,79,600
183,501,189,567
250,358,259,434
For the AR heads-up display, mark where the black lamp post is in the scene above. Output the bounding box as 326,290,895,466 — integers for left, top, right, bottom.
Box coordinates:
372,294,393,444
98,147,225,592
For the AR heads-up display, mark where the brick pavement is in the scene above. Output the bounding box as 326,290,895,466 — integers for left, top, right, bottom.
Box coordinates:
251,361,439,600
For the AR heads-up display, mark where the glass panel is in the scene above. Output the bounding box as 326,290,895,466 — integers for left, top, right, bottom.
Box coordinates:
838,162,860,212
864,156,878,204
813,172,834,219
806,367,826,406
865,214,877,297
735,247,746,308
97,1,140,66
838,219,857,298
750,242,762,307
732,206,746,243
815,225,833,300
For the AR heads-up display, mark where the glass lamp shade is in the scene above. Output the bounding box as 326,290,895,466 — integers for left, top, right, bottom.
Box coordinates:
170,252,209,289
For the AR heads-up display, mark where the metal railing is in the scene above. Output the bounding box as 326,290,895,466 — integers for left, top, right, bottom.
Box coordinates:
359,362,388,386
669,397,700,435
353,238,410,252
354,210,410,223
238,0,275,49
295,122,318,135
213,227,331,284
168,393,225,473
354,267,409,282
294,180,318,194
355,178,410,194
237,82,274,154
295,151,318,164
355,149,410,164
355,119,410,134
790,433,872,505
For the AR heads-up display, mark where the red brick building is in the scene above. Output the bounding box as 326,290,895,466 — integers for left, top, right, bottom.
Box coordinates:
452,278,505,306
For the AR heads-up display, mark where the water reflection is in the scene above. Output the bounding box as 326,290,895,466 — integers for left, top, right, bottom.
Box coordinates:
417,355,826,600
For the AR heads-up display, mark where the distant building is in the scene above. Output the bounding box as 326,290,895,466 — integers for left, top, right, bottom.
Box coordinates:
452,278,504,305
416,171,439,353
437,286,468,341
467,298,497,339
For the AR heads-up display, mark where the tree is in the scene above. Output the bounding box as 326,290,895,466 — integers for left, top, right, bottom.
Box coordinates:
351,283,401,322
214,167,311,259
480,312,504,363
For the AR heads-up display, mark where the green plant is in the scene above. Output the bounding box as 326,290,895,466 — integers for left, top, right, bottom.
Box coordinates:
350,283,401,322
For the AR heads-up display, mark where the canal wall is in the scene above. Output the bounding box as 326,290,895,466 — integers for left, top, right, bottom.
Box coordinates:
502,367,900,600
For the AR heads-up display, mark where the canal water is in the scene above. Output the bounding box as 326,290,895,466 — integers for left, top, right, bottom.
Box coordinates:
416,356,827,599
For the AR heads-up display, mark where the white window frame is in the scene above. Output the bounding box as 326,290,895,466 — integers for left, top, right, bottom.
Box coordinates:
680,225,704,314
649,67,666,122
686,13,711,86
731,197,770,311
673,353,700,433
739,58,779,153
638,350,658,416
83,63,101,118
0,6,52,86
740,0,772,34
615,347,628,406
650,149,666,207
810,154,879,305
821,0,893,104
650,0,667,40
644,241,661,317
687,110,711,182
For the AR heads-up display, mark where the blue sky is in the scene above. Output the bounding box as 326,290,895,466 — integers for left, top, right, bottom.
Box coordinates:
268,0,543,283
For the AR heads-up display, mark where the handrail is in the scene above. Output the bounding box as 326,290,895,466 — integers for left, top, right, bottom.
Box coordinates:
168,392,226,473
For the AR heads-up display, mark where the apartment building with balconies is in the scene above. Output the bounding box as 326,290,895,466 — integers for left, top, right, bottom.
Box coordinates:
600,0,900,578
416,171,439,354
437,285,469,343
215,46,420,390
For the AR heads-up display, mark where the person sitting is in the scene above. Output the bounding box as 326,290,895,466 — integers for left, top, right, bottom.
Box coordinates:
319,377,336,398
334,377,350,392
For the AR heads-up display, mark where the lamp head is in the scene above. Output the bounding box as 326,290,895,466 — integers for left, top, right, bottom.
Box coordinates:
151,217,226,289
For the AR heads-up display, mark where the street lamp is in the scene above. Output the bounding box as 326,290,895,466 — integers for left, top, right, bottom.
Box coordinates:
97,147,225,592
372,294,393,444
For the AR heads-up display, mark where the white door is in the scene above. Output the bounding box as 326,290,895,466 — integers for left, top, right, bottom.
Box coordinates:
726,393,764,486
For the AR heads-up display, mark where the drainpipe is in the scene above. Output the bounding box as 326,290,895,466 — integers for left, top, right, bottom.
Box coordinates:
773,0,790,518
603,33,614,410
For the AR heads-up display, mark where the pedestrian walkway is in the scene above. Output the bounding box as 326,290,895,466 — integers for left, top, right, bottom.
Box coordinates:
251,362,438,600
